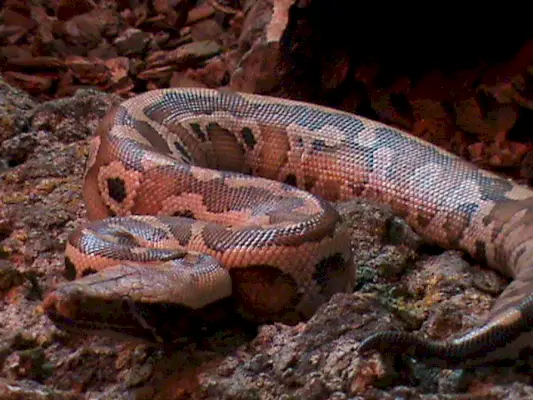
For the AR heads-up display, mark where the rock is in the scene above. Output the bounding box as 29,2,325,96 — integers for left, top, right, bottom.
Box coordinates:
56,0,96,21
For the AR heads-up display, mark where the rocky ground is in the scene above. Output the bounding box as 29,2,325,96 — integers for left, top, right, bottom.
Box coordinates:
1,0,533,399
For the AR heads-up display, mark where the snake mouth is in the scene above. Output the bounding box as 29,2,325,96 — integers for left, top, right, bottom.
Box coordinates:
44,307,161,345
42,289,238,344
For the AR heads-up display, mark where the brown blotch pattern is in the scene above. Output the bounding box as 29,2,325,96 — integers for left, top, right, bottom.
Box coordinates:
241,127,257,149
205,122,246,173
189,123,207,141
132,119,171,155
166,218,195,247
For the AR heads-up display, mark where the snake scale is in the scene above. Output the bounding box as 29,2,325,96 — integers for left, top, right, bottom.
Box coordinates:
42,88,533,368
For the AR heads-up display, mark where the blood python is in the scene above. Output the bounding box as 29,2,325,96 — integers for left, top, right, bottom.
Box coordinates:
43,88,533,368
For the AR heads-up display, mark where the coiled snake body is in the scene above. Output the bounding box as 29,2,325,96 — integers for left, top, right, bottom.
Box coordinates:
43,88,533,368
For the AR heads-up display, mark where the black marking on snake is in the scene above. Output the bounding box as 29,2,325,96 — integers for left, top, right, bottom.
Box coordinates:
312,139,326,152
112,231,140,246
311,139,339,153
117,220,171,243
456,202,480,217
284,174,297,187
64,257,77,280
173,141,191,161
107,177,127,203
241,127,257,149
166,220,193,247
172,210,195,218
189,123,207,141
477,176,515,202
304,175,317,191
81,267,98,277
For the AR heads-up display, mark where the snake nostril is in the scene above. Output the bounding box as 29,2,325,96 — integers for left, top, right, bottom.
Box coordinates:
42,291,76,320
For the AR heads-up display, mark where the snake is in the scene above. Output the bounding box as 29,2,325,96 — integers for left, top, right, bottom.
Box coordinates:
42,87,533,368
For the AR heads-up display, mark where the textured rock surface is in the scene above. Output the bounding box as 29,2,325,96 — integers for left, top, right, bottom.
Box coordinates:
1,84,531,398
